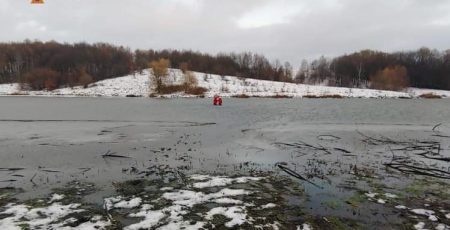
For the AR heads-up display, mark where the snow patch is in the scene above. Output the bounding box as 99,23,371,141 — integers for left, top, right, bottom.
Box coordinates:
104,196,142,210
0,202,110,229
206,206,248,228
435,223,450,230
160,187,174,191
384,193,398,199
2,69,449,98
297,223,314,230
190,175,263,188
365,192,378,198
48,193,65,203
261,203,277,209
414,222,426,230
410,209,438,222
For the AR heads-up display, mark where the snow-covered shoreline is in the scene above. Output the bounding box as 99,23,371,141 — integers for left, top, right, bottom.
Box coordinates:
1,69,449,98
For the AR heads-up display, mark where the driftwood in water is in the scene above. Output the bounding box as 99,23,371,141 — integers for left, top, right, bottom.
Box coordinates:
102,150,131,159
0,168,26,171
432,123,442,132
385,163,450,179
317,135,341,141
276,163,323,189
40,169,61,173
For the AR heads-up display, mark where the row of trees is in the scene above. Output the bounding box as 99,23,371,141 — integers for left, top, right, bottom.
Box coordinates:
1,41,449,91
296,48,450,90
135,50,293,82
0,41,133,89
1,41,293,90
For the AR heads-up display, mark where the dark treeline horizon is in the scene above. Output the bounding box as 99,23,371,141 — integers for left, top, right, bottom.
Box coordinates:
297,48,450,90
0,40,449,91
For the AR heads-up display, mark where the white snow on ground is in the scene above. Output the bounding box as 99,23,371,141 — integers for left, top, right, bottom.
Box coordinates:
436,223,450,230
162,188,251,207
261,203,277,209
190,174,263,189
106,175,279,229
124,186,252,229
1,175,276,229
384,193,398,199
104,196,142,210
414,222,426,230
298,223,314,230
205,206,247,228
407,88,450,98
365,192,378,198
0,202,111,230
1,68,449,98
48,193,65,203
160,187,174,191
411,209,438,222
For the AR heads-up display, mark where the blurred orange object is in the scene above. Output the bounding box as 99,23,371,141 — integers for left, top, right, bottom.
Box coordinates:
31,0,44,4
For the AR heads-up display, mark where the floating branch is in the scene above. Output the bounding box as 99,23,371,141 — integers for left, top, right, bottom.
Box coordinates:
0,168,25,171
102,150,131,158
317,135,341,141
432,123,442,132
276,163,323,189
385,163,450,179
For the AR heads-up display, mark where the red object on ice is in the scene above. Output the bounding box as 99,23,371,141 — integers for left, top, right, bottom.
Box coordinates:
213,95,222,106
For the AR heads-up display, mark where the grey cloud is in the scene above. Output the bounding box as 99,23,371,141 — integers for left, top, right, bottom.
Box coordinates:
1,0,449,66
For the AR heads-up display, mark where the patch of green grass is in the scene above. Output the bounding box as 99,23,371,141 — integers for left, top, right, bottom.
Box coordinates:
323,199,341,209
18,223,30,230
345,191,367,208
24,198,48,208
403,178,450,200
327,216,349,230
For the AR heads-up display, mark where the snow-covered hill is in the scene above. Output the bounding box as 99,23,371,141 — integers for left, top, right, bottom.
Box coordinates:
1,69,449,98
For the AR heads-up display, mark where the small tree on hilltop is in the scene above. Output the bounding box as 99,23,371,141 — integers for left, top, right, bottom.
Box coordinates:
183,71,198,93
149,58,170,94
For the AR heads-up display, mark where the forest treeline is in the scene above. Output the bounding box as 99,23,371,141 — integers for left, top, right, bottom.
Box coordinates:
295,48,450,90
0,41,132,90
0,40,449,90
0,41,292,90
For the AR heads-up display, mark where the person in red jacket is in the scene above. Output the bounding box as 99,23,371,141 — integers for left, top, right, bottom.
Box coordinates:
213,95,222,106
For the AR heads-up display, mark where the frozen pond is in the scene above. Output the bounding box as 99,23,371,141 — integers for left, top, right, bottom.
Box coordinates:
0,97,449,229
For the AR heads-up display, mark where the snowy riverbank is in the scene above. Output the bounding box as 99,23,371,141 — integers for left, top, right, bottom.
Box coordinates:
1,69,449,98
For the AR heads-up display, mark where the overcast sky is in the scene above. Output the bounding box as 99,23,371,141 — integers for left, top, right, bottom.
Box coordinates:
1,0,450,65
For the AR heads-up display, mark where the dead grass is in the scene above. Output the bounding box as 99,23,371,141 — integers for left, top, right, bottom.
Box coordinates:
185,86,208,96
419,93,442,99
303,94,344,99
233,94,251,98
9,92,29,96
267,95,293,99
158,84,185,94
154,84,207,96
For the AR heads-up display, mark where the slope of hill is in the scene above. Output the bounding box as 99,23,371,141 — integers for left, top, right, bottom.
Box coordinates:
0,69,449,98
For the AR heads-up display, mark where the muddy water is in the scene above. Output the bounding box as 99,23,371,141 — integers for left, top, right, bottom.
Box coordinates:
1,97,450,229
